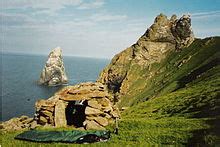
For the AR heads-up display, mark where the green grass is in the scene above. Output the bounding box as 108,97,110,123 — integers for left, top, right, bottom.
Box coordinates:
1,37,220,146
119,37,220,107
114,117,209,145
0,117,210,146
123,66,220,119
0,117,214,146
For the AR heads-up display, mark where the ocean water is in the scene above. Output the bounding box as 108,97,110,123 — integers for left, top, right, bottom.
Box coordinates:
1,53,109,121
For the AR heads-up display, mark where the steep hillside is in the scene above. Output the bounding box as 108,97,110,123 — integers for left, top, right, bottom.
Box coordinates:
97,13,220,145
98,14,219,108
97,14,195,105
113,58,220,145
119,37,220,107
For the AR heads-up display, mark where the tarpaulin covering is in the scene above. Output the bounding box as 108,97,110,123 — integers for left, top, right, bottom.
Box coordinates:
15,130,110,144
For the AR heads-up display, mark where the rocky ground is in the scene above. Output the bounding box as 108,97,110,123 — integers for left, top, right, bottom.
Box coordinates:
0,116,38,132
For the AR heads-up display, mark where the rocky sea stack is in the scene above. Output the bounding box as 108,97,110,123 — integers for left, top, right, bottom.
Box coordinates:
39,47,68,86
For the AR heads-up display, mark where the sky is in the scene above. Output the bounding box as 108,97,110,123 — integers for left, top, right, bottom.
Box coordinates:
1,0,220,58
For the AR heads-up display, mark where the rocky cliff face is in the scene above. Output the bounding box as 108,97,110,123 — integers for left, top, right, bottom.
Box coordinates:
39,47,68,86
98,14,194,103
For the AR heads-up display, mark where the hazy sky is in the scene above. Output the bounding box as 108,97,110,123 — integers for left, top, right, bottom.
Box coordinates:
1,0,220,58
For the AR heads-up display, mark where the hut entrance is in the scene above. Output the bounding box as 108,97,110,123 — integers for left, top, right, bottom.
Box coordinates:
65,100,87,127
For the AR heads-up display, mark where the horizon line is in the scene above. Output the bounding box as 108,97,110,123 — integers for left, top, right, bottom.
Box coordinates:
1,51,111,60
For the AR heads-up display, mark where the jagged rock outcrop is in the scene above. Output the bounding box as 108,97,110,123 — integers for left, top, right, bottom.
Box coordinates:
35,82,120,130
39,47,68,86
98,14,194,99
142,14,194,49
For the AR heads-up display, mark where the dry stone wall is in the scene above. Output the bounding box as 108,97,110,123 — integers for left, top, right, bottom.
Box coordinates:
34,82,120,130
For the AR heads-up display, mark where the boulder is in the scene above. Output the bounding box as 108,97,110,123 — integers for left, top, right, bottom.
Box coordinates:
59,91,108,101
58,82,111,101
86,116,108,126
55,100,67,127
38,116,48,125
94,117,108,127
39,47,68,86
97,98,112,107
87,99,102,109
85,107,103,116
84,120,105,130
40,110,53,118
35,99,56,110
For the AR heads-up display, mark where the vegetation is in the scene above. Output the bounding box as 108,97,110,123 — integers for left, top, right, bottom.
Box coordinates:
120,37,220,107
1,37,219,146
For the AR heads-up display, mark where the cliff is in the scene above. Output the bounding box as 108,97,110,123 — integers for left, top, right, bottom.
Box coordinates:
96,13,220,145
97,14,198,106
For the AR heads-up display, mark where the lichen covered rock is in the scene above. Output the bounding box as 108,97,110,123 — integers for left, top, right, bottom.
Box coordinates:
54,100,67,127
39,47,68,86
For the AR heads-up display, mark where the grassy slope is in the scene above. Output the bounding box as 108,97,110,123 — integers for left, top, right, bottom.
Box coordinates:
120,37,220,107
1,37,220,146
116,37,220,145
120,65,220,145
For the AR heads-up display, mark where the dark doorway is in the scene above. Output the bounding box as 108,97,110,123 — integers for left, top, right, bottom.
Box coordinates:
65,101,87,127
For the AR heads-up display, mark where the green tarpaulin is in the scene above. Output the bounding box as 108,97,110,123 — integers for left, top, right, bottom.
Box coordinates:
15,130,110,144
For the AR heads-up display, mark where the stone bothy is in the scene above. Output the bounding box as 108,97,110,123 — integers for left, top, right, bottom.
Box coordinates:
35,82,120,130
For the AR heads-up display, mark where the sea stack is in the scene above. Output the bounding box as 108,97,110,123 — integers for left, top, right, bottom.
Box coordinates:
39,47,68,86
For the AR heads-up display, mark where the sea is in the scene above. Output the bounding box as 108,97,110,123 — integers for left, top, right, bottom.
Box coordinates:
0,53,110,121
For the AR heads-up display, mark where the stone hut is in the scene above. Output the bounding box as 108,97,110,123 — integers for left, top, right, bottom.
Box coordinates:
35,82,120,130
